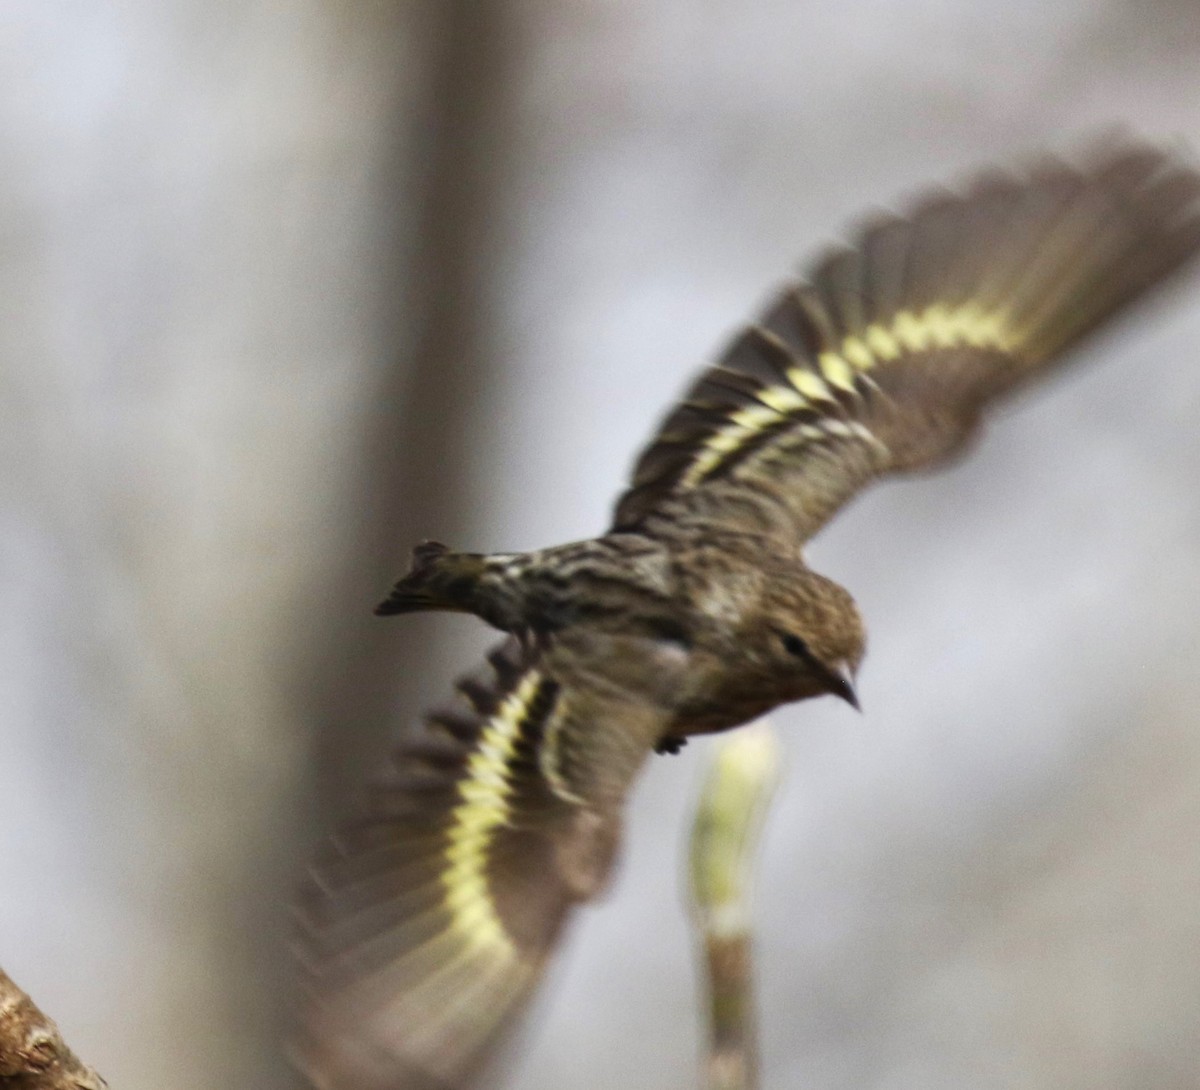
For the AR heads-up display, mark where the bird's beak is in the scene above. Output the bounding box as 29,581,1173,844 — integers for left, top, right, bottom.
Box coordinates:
824,661,860,711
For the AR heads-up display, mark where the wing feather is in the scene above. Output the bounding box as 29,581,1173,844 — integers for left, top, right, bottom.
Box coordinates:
613,139,1200,540
296,635,674,1089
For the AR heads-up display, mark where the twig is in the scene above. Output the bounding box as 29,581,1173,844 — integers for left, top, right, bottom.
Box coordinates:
688,720,782,1090
0,969,106,1089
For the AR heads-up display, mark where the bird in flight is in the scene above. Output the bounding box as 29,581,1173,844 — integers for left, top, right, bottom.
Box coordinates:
296,139,1200,1089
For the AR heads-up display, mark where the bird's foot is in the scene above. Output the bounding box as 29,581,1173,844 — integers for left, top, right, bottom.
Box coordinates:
654,735,687,756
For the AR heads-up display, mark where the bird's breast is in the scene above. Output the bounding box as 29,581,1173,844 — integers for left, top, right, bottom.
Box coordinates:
666,644,781,737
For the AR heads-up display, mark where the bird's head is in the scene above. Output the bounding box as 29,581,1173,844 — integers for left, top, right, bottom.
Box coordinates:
748,568,865,711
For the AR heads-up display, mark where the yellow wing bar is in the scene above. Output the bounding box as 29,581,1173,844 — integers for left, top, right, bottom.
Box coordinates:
680,302,1018,487
441,669,547,956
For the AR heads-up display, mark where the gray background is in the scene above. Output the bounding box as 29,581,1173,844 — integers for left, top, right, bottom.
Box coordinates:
2,2,1200,1088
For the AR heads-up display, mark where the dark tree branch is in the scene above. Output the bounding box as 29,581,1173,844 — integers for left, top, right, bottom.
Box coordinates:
0,970,105,1090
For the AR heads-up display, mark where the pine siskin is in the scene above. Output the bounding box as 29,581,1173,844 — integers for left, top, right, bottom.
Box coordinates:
296,138,1200,1089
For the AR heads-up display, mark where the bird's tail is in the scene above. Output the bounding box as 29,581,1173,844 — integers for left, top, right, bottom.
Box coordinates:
375,541,490,617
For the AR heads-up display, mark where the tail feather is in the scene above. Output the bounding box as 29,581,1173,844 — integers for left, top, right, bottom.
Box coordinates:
375,542,488,617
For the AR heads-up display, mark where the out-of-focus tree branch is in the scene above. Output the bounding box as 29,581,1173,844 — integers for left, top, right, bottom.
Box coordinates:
689,721,782,1090
0,970,105,1089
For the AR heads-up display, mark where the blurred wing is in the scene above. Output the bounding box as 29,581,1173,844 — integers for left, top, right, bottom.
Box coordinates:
295,635,672,1090
613,140,1200,541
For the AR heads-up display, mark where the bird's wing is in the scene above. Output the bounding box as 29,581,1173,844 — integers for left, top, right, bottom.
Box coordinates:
612,141,1200,542
295,633,678,1090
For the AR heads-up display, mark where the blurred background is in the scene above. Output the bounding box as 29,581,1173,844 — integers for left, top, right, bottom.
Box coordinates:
3,2,1200,1088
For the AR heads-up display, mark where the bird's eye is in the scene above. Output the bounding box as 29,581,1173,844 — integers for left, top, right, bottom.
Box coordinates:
781,633,810,658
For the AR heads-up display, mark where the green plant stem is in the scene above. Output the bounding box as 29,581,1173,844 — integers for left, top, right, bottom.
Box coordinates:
689,720,781,1090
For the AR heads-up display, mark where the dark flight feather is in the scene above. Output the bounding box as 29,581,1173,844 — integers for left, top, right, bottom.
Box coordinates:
296,633,680,1089
612,140,1200,538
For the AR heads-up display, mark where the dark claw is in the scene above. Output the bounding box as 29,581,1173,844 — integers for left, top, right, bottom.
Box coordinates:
654,735,687,756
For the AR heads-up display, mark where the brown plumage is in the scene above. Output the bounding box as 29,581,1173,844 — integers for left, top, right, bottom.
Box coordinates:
296,138,1200,1089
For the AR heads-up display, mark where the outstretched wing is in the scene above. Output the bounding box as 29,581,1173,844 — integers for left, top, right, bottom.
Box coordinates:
295,633,677,1090
613,140,1200,541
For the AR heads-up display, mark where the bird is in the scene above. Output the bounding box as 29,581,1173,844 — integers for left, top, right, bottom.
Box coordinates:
295,138,1200,1090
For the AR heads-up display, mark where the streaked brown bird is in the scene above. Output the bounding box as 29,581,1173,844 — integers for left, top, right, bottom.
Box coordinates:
296,139,1200,1089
